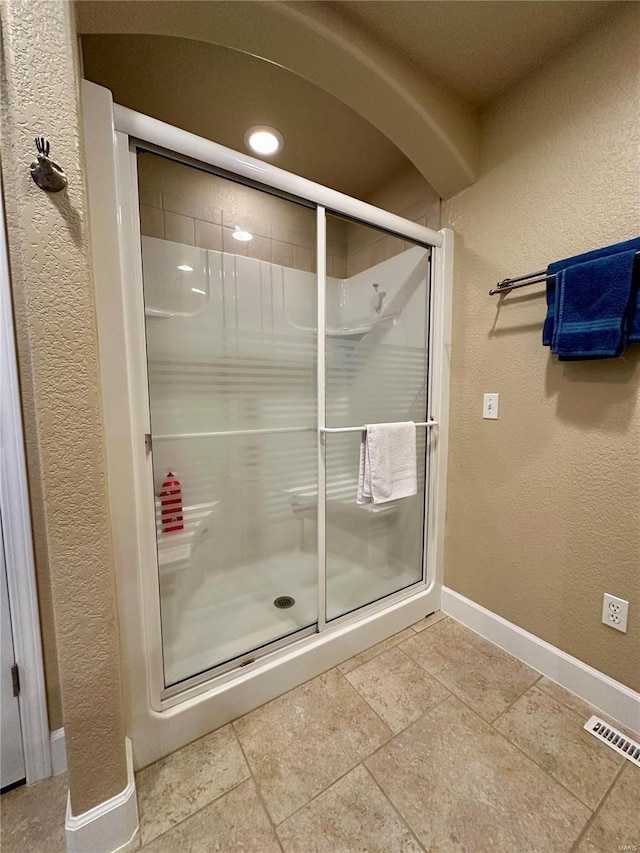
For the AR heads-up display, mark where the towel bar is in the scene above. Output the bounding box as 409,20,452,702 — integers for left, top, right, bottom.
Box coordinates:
489,251,640,295
320,421,437,434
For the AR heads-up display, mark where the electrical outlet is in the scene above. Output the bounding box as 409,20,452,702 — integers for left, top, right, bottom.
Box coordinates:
602,593,629,634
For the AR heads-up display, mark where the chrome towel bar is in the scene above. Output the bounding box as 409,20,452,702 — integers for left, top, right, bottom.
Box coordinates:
489,251,640,295
320,421,437,434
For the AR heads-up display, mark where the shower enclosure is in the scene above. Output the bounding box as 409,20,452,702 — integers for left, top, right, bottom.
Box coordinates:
83,81,452,767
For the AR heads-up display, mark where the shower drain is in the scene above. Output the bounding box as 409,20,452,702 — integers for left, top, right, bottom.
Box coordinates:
274,595,295,609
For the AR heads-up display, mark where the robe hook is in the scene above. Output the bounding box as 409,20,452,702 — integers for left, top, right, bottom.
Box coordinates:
30,137,67,193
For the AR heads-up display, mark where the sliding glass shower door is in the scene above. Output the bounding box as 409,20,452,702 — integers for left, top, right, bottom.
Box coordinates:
138,152,431,689
139,152,318,687
323,214,431,620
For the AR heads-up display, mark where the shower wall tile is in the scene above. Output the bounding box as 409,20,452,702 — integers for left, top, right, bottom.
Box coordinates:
140,204,164,239
325,254,334,277
194,219,222,251
162,189,222,226
333,254,347,278
139,185,162,209
223,226,248,256
138,153,330,274
248,234,272,263
271,240,294,268
294,245,314,273
271,210,315,251
220,190,272,241
326,216,348,256
164,211,195,246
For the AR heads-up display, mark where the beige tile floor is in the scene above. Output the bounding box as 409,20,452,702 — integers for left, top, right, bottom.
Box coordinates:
2,615,638,853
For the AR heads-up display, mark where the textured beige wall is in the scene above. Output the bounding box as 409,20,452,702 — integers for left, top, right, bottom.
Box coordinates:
1,0,128,813
443,6,640,691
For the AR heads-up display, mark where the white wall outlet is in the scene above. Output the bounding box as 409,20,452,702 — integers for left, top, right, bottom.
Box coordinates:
483,393,499,419
602,593,629,633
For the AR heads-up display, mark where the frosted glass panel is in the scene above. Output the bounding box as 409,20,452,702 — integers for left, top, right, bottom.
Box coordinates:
139,152,317,685
324,214,430,620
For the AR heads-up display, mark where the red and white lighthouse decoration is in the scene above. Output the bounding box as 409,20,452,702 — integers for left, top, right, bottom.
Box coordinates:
160,472,184,533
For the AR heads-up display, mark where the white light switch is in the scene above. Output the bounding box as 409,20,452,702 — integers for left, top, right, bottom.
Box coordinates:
483,393,499,419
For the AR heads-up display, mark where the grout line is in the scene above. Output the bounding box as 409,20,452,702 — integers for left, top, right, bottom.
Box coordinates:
271,755,385,831
341,651,453,737
230,725,284,852
487,714,602,814
337,628,417,676
137,773,251,848
568,762,628,853
337,670,395,738
363,765,426,853
490,674,543,727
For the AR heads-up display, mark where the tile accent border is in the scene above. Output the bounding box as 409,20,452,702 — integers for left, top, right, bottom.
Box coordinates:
50,727,67,776
442,587,640,737
65,738,139,853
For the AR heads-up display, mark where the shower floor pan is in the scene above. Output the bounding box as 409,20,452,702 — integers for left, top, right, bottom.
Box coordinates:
160,547,419,687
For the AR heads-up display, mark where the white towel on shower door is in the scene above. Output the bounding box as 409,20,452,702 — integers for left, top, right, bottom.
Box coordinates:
357,422,417,510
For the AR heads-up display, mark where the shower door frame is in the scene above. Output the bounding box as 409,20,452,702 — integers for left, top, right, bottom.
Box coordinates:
83,80,452,767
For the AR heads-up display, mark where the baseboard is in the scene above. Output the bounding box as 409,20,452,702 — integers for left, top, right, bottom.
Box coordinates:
50,728,66,776
65,738,138,853
441,587,640,737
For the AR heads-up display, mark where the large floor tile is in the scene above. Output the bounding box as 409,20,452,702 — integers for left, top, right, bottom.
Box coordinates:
234,668,391,824
366,695,591,853
0,774,68,853
277,764,423,853
400,617,539,721
140,778,281,853
494,685,622,809
575,765,640,852
536,676,598,720
345,646,450,733
136,724,250,844
337,627,416,675
537,676,638,738
410,611,447,633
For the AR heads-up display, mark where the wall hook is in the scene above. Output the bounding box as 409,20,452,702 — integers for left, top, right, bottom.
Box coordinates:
30,137,67,193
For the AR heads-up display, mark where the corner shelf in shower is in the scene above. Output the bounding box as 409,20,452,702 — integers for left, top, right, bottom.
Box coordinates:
287,310,401,340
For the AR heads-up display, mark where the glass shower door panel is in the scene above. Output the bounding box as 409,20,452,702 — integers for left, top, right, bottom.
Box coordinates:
138,152,318,686
324,214,430,621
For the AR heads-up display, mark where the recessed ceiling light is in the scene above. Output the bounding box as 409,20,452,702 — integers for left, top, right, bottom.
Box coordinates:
244,126,283,156
177,264,193,272
232,228,253,242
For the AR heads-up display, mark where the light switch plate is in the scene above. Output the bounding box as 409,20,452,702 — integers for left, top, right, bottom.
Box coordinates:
483,393,499,419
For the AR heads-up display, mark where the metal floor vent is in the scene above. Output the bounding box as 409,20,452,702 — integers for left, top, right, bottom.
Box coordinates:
584,716,640,767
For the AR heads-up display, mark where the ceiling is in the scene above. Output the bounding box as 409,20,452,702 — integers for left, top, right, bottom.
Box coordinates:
80,2,624,199
336,1,624,108
81,34,411,200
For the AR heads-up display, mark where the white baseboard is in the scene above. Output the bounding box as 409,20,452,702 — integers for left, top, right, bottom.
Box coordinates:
442,587,640,737
50,728,67,776
65,738,138,853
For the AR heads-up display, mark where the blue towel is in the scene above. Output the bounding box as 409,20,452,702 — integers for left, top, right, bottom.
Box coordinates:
551,251,638,359
543,237,640,347
628,253,640,342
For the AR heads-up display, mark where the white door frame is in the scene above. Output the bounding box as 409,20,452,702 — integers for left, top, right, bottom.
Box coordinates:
0,179,52,783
